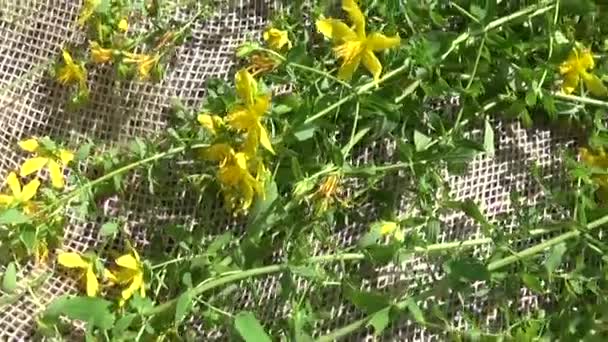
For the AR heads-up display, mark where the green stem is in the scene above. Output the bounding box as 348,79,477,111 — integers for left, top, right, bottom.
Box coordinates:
143,253,365,316
257,47,352,89
43,143,209,218
553,92,608,109
304,65,409,124
316,213,608,341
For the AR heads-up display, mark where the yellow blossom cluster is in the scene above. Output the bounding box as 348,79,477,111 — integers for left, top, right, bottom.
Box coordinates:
57,247,145,305
0,137,74,215
198,69,273,212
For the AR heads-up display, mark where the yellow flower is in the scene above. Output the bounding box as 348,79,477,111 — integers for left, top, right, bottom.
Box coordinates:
57,50,87,88
378,220,404,242
90,42,113,64
246,53,280,76
18,137,74,189
206,144,265,211
110,248,145,306
0,172,40,214
560,46,607,96
226,69,274,154
263,28,292,51
197,114,224,135
313,174,343,214
123,53,160,80
316,0,400,81
580,147,608,187
118,18,129,32
57,252,102,297
78,0,100,26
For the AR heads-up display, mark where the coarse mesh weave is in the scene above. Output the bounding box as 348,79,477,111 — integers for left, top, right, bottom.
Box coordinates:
0,1,577,340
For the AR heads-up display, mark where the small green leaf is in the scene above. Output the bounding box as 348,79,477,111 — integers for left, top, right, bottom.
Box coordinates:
545,242,567,274
522,273,543,294
446,200,490,228
2,262,17,293
0,209,31,225
19,227,36,253
367,306,391,335
175,292,193,325
525,90,537,107
406,299,425,323
75,142,94,161
44,296,115,330
344,285,390,314
413,130,432,152
100,222,119,237
484,118,495,158
293,125,316,141
112,313,136,336
234,311,271,342
445,257,490,282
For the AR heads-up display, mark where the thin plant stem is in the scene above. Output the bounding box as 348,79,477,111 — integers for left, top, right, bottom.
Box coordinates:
553,92,608,109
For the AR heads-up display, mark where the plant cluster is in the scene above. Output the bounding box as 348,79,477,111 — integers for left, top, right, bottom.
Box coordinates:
3,0,608,340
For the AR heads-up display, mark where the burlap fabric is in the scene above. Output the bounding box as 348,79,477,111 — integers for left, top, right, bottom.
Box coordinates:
0,0,575,340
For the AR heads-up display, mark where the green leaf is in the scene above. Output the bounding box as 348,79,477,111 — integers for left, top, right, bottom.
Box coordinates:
2,262,17,293
446,200,490,228
175,292,193,325
112,313,136,336
0,209,31,225
344,284,390,314
19,227,36,253
75,142,94,161
484,118,495,158
522,273,543,294
445,257,490,282
248,180,278,227
545,242,567,274
207,232,233,255
413,130,432,152
293,125,316,141
44,296,115,330
234,311,271,342
525,90,537,107
100,222,119,237
367,306,391,335
406,299,425,323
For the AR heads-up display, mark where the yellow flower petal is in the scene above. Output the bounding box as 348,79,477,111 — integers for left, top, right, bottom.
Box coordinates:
362,50,382,81
379,221,397,236
342,0,366,38
337,55,361,81
120,272,143,303
227,108,257,131
263,28,292,51
20,179,40,202
18,138,39,153
86,265,99,297
6,172,21,197
316,18,357,42
579,49,595,70
104,269,117,283
205,144,234,162
20,157,48,177
57,252,89,268
252,94,271,117
48,159,65,189
582,72,608,97
118,19,128,32
366,32,401,51
235,69,257,106
198,114,217,134
257,122,275,155
59,149,75,166
62,49,75,66
115,254,139,270
562,72,580,95
0,195,13,205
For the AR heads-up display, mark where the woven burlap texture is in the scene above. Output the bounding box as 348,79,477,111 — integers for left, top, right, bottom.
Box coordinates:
0,1,574,340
